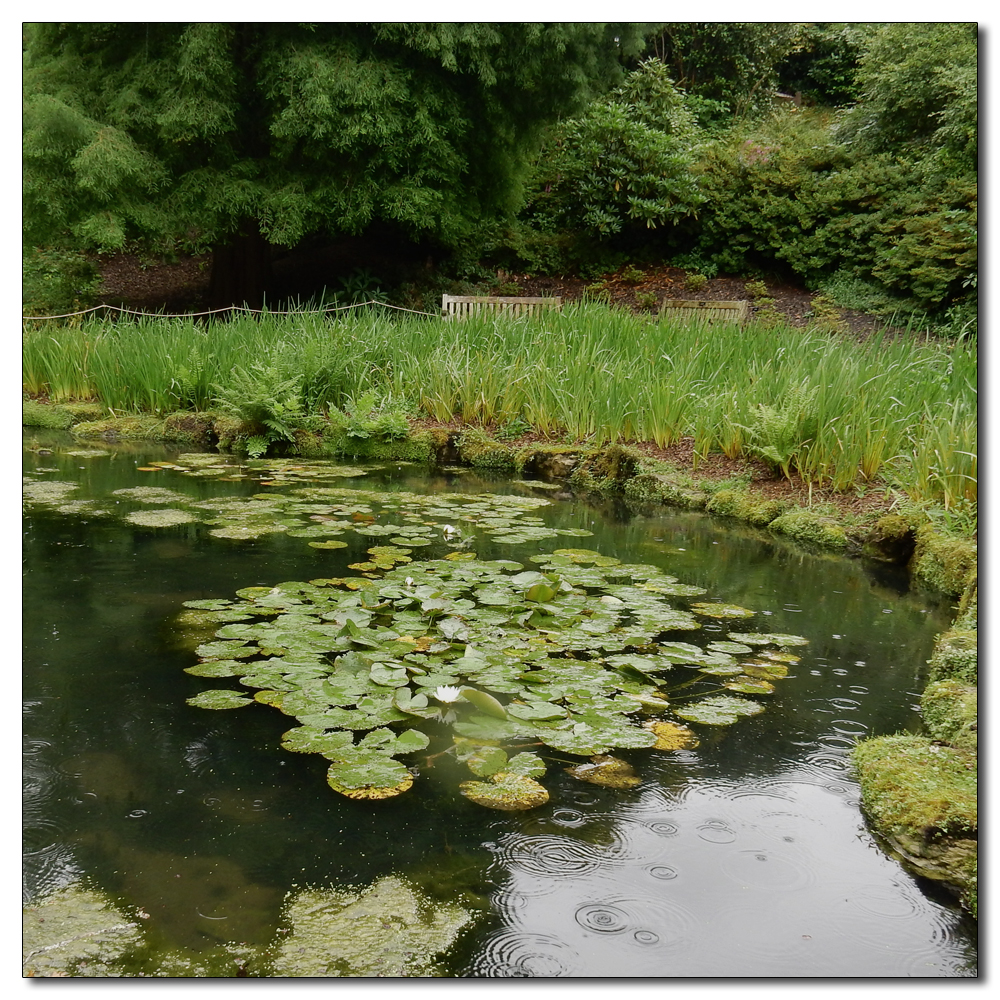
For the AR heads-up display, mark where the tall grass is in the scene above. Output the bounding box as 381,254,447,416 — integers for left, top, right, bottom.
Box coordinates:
23,304,976,505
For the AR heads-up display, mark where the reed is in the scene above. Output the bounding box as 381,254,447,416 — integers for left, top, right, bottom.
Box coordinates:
23,304,976,505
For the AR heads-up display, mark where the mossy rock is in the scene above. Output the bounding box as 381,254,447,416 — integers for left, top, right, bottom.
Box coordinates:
162,411,216,446
955,582,977,628
292,427,328,458
518,446,583,481
23,400,75,430
927,627,978,685
62,402,105,422
325,430,435,463
908,524,977,597
768,508,847,551
623,472,708,509
852,734,977,911
921,680,977,751
861,514,916,564
71,415,166,440
211,414,246,451
570,444,641,491
705,489,789,526
455,430,518,471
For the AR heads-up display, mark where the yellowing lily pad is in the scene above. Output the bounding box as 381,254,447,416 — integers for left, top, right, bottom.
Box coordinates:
643,720,699,750
459,773,549,811
566,755,641,789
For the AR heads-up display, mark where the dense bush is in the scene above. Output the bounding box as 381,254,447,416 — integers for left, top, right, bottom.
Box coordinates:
22,246,101,316
673,108,976,316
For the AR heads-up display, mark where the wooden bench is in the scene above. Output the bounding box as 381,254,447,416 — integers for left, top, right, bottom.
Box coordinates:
442,294,563,319
659,299,751,326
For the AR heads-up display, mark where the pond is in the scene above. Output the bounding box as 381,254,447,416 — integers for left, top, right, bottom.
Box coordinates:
22,431,977,977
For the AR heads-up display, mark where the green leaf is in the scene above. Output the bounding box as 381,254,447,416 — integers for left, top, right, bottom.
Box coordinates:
459,774,549,811
281,726,356,754
186,689,253,710
466,746,509,777
459,687,508,719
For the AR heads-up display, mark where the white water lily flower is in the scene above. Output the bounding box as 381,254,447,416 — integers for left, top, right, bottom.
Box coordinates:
433,685,463,703
442,524,461,538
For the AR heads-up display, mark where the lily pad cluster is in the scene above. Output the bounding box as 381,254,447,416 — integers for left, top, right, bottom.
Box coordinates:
24,453,596,550
181,545,806,810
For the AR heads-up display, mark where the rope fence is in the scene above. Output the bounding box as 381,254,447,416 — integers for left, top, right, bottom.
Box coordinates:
21,299,441,322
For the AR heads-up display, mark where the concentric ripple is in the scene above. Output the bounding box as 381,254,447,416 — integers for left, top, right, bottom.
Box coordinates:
575,902,631,933
495,833,636,879
468,930,579,977
696,819,737,844
571,896,698,955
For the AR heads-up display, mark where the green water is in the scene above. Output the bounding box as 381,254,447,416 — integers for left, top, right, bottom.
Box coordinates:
22,432,976,977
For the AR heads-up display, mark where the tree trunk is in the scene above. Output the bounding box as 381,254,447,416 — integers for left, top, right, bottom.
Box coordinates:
208,220,273,311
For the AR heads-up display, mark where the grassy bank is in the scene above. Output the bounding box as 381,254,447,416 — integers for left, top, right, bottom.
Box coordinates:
23,304,976,510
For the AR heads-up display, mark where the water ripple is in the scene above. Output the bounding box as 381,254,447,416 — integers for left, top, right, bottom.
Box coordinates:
493,833,632,880
23,843,83,902
575,896,697,954
468,930,579,977
575,902,630,933
721,849,814,891
696,819,737,845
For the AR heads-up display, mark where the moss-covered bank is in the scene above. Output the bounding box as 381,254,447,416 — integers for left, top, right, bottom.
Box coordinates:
24,405,977,913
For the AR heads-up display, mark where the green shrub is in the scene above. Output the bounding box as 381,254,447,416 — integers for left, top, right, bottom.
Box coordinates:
23,247,101,317
523,60,706,242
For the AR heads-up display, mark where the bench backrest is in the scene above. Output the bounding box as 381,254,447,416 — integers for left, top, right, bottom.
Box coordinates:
442,294,563,319
658,299,751,326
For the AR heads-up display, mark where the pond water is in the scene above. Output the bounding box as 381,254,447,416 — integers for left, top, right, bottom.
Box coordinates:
22,431,977,977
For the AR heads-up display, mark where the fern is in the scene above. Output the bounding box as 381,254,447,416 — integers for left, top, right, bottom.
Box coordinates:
737,383,818,478
213,363,304,457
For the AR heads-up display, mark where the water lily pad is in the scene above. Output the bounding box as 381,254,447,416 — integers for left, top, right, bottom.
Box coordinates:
741,661,790,679
281,727,356,755
460,687,507,719
186,689,253,710
183,660,250,678
727,632,809,647
112,486,190,504
708,641,754,655
690,602,755,618
465,746,509,777
674,694,766,726
210,524,287,540
309,539,349,549
643,720,699,750
22,480,80,505
567,755,641,788
272,877,475,977
125,508,198,527
459,773,549,811
724,677,776,695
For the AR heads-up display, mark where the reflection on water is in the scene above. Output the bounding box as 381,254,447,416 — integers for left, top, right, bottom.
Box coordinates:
22,434,976,976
